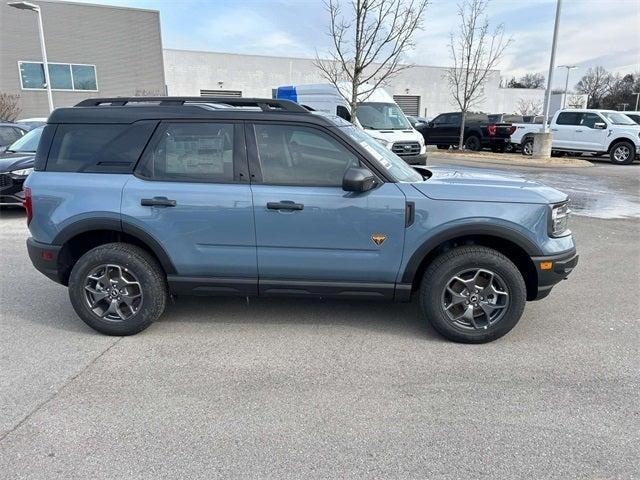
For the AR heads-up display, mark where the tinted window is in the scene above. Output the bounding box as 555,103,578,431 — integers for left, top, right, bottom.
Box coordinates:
19,62,45,88
7,126,43,152
47,122,156,173
71,65,97,90
556,112,583,125
0,127,23,145
336,106,351,122
580,113,603,128
138,123,235,182
254,124,359,186
627,114,640,124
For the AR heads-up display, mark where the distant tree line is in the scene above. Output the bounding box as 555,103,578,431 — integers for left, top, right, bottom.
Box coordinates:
575,67,640,110
505,73,545,89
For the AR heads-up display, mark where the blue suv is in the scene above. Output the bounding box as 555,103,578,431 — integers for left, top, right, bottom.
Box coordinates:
25,97,578,343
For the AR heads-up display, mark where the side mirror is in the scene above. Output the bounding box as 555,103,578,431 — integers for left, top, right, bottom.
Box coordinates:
594,122,607,129
428,122,435,128
343,167,376,192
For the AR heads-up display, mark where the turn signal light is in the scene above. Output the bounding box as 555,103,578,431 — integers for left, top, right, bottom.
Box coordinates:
540,261,553,270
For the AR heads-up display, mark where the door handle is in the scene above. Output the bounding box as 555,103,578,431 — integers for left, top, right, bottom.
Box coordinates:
551,128,558,132
267,201,304,211
141,196,177,207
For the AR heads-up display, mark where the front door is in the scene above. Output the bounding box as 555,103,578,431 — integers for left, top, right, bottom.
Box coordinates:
247,122,406,297
121,121,257,292
574,112,609,151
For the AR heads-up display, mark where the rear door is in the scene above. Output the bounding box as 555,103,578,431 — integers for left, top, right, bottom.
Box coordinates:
247,122,406,297
552,112,582,149
121,121,257,293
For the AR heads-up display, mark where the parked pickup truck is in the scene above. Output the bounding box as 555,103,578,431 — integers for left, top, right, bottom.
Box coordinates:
415,112,515,151
519,109,640,164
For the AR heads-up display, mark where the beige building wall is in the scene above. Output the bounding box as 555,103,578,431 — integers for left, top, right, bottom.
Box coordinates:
0,0,165,118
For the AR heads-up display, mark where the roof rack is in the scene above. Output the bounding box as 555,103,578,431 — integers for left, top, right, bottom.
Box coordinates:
74,96,308,113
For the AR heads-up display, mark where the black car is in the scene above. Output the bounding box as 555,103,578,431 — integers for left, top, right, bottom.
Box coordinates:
0,122,29,152
415,112,515,151
0,126,42,206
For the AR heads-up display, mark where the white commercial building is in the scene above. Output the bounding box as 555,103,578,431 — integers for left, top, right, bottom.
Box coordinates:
163,48,573,118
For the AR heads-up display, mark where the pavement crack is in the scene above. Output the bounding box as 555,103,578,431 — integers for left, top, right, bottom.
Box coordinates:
0,337,123,443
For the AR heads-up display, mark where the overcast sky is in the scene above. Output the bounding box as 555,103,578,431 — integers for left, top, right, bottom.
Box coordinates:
79,0,640,88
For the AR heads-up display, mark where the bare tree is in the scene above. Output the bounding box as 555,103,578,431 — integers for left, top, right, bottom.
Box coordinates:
567,94,586,109
0,93,21,122
575,66,612,108
508,72,545,89
445,0,511,149
515,98,543,116
315,0,428,117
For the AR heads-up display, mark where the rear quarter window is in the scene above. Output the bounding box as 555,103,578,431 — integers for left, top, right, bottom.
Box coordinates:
45,121,157,173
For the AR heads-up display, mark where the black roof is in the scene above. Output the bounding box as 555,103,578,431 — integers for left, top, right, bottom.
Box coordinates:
48,97,336,127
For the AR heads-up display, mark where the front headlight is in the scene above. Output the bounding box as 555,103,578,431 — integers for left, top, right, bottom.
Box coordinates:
10,167,33,177
549,202,570,237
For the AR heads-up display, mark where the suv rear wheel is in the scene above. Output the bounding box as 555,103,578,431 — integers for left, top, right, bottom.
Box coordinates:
464,135,481,151
419,246,526,343
609,140,635,165
68,243,167,335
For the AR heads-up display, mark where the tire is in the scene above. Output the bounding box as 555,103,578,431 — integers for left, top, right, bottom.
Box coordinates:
464,135,481,151
437,145,449,150
521,137,533,156
419,246,526,343
68,243,168,335
609,140,635,165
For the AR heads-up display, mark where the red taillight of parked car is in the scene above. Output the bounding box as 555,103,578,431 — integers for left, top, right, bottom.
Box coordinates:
509,125,517,135
487,124,497,136
23,186,33,225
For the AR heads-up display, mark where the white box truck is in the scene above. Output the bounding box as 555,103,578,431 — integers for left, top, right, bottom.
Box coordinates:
274,83,427,165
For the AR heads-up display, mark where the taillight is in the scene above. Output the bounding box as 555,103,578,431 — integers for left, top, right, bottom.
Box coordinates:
487,124,497,136
23,186,33,225
509,126,517,135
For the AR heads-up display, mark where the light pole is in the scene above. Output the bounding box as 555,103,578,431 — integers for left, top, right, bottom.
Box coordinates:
8,1,54,113
541,0,562,134
633,92,640,111
558,65,577,108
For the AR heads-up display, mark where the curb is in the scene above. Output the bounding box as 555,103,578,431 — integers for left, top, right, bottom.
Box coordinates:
433,151,593,168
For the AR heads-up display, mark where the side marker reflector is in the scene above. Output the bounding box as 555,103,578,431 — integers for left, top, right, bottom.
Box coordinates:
540,261,553,270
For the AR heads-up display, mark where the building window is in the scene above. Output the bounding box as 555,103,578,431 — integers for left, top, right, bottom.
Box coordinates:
18,61,98,91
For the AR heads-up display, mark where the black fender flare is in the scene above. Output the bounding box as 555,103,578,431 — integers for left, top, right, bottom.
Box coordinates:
52,216,177,274
400,222,542,284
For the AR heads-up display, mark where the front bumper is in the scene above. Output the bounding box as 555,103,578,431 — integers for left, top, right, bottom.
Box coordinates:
0,174,26,206
397,152,428,165
531,248,579,300
27,238,63,284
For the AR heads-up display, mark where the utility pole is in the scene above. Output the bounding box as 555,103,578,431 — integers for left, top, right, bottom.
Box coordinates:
633,92,640,111
558,65,577,108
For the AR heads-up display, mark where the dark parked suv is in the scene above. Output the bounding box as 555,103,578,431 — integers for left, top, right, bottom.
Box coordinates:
25,97,578,342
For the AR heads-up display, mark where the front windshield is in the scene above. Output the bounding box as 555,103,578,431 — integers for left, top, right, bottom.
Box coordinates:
7,126,43,152
602,112,636,125
340,125,423,182
356,103,412,130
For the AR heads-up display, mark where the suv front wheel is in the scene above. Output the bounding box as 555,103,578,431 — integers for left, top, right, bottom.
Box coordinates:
609,140,635,165
68,243,168,335
419,246,526,343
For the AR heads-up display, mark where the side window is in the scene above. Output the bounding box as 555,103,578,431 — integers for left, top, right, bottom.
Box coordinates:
138,122,235,182
46,124,127,172
0,127,22,145
336,105,351,122
432,115,444,125
448,113,461,124
254,124,359,187
46,122,156,173
580,113,603,128
556,112,583,125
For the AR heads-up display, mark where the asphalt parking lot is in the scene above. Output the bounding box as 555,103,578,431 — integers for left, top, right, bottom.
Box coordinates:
1,158,639,479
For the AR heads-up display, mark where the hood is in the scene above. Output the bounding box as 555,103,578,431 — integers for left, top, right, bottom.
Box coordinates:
411,166,568,205
0,151,36,173
365,128,422,143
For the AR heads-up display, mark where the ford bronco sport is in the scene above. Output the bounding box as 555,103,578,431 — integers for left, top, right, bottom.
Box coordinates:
25,97,578,343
